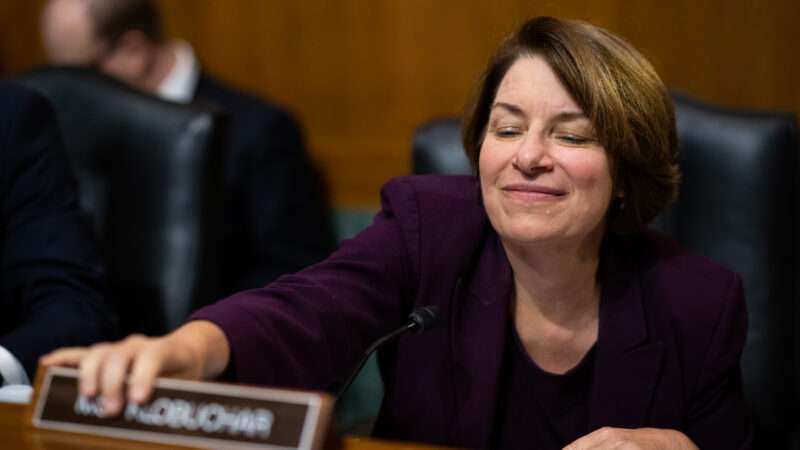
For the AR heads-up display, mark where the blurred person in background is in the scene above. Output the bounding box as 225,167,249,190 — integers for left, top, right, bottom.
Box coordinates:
0,83,116,401
41,0,336,296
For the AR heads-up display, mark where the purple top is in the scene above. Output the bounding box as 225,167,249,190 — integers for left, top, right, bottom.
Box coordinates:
190,175,753,449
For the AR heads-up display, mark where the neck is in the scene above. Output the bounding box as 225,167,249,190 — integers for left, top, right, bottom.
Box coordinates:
503,231,604,328
141,42,177,93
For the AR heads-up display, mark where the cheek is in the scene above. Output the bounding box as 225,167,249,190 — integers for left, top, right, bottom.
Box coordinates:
565,155,614,203
100,58,128,80
477,139,513,183
478,144,505,220
102,52,145,82
564,150,611,182
478,144,495,195
477,144,495,179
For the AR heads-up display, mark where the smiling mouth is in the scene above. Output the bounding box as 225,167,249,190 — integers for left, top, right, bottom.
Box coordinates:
501,183,567,199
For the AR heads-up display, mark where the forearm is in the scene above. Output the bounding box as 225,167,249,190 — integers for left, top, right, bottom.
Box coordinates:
169,320,231,380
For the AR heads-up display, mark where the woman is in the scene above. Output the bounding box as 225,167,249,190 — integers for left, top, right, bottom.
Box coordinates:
44,17,752,449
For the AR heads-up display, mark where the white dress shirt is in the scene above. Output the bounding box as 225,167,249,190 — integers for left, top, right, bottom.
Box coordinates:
156,41,201,103
0,345,32,403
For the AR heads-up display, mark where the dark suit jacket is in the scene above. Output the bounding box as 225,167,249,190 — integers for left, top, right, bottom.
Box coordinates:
190,176,752,449
193,74,335,296
0,84,116,379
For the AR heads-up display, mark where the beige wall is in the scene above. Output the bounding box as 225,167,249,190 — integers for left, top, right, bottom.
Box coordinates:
2,0,799,206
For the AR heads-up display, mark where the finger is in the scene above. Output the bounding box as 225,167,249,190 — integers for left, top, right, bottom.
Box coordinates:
98,338,144,415
39,347,88,368
78,343,112,397
127,341,167,404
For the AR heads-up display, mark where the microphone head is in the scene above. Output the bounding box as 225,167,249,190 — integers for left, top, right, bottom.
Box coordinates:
408,305,440,332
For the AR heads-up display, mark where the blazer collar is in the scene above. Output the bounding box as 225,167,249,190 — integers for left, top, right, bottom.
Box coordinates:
448,231,512,448
449,233,664,448
587,236,664,430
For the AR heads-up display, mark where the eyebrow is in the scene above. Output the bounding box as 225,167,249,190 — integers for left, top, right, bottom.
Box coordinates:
491,102,526,117
490,102,588,123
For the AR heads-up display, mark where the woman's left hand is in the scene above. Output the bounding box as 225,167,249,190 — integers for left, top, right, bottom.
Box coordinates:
563,427,699,450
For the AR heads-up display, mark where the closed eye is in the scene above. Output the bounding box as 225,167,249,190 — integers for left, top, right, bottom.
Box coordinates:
556,134,595,145
492,126,524,138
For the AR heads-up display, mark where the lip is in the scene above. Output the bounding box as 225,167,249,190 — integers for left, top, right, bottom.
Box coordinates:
501,183,567,198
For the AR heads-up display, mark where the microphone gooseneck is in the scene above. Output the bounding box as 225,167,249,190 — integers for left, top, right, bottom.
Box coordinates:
333,306,440,400
407,305,439,331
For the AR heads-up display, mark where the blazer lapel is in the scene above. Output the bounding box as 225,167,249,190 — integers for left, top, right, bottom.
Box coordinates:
447,233,664,444
448,232,512,449
588,239,664,431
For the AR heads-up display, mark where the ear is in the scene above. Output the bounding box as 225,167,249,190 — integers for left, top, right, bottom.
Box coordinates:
98,29,155,89
115,30,151,55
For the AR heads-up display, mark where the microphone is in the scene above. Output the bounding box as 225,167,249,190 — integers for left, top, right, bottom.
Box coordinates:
333,306,440,400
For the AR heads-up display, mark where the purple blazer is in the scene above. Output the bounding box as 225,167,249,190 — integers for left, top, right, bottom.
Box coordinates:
191,175,752,449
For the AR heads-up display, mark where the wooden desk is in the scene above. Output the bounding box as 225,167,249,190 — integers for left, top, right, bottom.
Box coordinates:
0,402,452,450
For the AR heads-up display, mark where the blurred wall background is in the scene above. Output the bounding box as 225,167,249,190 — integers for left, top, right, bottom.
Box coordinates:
1,0,798,207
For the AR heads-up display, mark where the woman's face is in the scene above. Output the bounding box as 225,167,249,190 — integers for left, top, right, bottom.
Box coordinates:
479,55,615,248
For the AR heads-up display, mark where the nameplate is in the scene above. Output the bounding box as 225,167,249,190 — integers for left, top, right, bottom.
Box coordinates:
31,367,332,450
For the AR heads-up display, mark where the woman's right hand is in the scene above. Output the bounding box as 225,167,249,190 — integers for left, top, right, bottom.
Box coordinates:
39,320,230,416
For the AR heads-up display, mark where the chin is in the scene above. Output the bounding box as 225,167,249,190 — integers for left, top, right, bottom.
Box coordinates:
494,221,561,245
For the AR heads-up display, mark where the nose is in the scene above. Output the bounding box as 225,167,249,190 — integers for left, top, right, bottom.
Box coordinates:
512,132,552,174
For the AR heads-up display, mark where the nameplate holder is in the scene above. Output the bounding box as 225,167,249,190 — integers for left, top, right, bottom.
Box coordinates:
30,366,332,450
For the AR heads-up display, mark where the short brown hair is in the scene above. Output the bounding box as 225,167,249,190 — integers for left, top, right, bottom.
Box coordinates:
463,17,680,233
87,0,163,45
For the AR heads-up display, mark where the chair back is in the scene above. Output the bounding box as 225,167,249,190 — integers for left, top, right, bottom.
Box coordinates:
412,118,471,175
15,66,227,336
655,92,798,448
411,92,800,448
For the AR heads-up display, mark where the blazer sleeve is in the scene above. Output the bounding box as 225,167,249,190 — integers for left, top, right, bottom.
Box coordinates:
189,177,420,390
685,274,753,449
0,88,116,379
